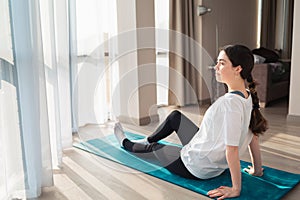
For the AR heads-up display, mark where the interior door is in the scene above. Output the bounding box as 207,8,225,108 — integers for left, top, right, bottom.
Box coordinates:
201,0,259,59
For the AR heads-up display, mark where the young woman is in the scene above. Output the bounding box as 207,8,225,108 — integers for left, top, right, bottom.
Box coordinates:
114,44,268,199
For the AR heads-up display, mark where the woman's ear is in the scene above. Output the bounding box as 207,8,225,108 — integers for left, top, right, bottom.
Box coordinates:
235,65,242,73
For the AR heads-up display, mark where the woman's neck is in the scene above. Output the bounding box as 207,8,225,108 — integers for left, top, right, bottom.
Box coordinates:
227,86,246,93
226,82,248,98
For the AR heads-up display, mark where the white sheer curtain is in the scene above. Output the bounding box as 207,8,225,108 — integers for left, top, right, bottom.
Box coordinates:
0,1,26,199
0,1,24,198
0,0,72,199
39,0,73,166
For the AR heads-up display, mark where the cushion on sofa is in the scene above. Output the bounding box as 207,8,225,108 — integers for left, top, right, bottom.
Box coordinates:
254,54,266,64
269,62,290,83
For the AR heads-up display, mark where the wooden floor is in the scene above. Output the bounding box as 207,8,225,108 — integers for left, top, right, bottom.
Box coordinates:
38,98,300,200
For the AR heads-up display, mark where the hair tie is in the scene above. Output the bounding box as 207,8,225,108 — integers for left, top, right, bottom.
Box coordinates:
249,87,255,93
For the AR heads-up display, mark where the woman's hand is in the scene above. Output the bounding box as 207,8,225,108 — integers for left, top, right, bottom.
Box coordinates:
207,186,240,200
244,165,264,176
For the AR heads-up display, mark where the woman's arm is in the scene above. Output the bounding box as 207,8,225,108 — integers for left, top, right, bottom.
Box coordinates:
208,145,241,199
226,146,241,192
244,135,264,176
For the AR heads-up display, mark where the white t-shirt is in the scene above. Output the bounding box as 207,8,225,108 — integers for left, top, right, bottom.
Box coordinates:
180,92,253,179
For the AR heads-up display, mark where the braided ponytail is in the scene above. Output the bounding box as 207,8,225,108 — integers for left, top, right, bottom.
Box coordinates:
247,75,268,135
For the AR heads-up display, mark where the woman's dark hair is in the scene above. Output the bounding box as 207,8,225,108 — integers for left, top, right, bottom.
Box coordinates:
221,44,268,135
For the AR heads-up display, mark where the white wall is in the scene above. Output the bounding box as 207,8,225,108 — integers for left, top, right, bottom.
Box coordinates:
288,0,300,118
116,0,158,125
116,0,140,123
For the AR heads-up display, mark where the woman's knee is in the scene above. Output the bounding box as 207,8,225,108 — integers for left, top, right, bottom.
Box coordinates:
167,110,182,129
168,110,182,120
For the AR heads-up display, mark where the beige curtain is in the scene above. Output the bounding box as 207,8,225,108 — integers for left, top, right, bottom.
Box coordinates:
282,0,294,59
261,0,277,50
261,0,294,59
168,0,201,106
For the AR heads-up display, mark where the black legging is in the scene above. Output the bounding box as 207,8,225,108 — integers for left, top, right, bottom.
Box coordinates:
123,110,200,179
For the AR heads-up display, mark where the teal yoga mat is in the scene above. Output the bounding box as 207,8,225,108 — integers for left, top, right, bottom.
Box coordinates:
73,132,300,199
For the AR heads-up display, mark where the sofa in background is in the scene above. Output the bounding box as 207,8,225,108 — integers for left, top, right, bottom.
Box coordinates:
252,62,290,107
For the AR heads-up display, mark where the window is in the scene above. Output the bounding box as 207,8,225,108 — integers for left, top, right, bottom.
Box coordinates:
73,0,119,130
155,0,169,105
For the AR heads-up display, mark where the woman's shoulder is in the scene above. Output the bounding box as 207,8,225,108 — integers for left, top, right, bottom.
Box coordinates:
224,92,252,103
211,93,250,109
223,93,243,102
218,93,245,112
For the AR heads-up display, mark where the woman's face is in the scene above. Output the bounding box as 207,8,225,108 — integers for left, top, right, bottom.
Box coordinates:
215,50,240,84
